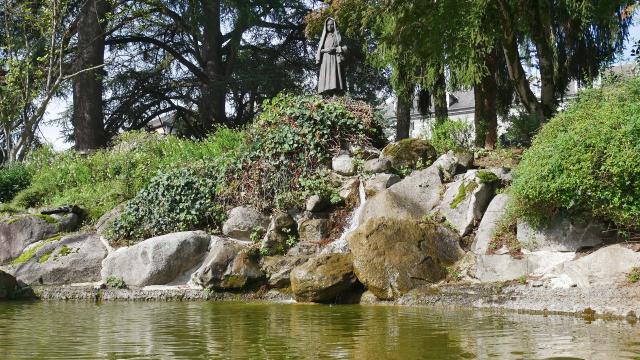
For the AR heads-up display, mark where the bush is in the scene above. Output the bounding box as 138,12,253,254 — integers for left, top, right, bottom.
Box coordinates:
111,94,385,242
512,77,640,231
110,164,225,243
428,118,473,154
500,112,544,147
14,129,245,220
0,163,31,203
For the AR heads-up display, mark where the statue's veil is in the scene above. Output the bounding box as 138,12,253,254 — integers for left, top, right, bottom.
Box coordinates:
316,17,342,63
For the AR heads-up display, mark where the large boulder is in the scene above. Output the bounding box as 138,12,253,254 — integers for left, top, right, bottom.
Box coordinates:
360,166,443,225
261,212,296,255
0,214,71,264
547,244,640,288
348,218,461,300
101,231,210,287
436,170,495,236
8,233,107,285
290,253,357,303
381,138,437,170
190,237,263,289
0,270,17,300
517,216,603,252
222,206,269,241
471,194,510,254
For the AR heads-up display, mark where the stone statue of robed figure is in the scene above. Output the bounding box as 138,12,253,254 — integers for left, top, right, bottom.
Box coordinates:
316,18,347,95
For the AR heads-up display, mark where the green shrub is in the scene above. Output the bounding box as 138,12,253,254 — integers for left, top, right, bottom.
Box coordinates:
512,77,640,231
501,113,544,147
14,129,245,220
105,276,127,289
429,118,473,154
0,163,31,203
110,163,225,243
111,94,385,242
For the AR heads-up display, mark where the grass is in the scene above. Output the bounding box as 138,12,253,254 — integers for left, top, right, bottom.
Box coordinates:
628,267,640,284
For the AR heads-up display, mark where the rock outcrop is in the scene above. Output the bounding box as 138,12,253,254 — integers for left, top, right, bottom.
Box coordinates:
222,206,270,241
348,218,460,300
360,166,443,225
471,194,510,254
436,170,495,236
364,173,400,196
0,214,77,264
0,270,17,300
191,237,263,289
517,217,603,252
8,233,108,285
290,253,357,303
547,244,640,288
101,231,210,287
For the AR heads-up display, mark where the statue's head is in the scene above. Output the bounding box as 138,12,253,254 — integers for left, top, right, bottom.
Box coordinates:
326,19,335,33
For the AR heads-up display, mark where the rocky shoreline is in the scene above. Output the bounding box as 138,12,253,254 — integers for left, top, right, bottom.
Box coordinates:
2,139,640,324
20,281,639,322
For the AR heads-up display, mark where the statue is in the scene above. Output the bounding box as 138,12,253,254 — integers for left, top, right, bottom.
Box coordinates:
316,18,347,95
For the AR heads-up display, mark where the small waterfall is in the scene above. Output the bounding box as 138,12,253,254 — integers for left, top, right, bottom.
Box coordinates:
322,180,367,254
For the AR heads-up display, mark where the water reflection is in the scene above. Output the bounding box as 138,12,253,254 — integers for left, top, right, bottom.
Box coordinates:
0,301,638,359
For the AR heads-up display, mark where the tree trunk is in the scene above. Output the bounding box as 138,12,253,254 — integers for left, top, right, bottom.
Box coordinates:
395,94,412,141
525,0,556,119
199,0,227,131
474,49,499,150
433,69,448,124
496,0,546,120
72,0,109,152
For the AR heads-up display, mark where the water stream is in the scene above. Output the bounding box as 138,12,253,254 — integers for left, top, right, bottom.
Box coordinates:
323,180,367,254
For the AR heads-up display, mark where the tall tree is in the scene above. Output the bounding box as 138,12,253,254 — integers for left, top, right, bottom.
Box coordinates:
0,0,80,163
72,0,109,152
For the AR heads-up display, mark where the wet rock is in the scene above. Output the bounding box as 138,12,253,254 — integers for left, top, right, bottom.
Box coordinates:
364,173,401,196
190,237,246,289
0,214,66,264
8,233,108,286
298,218,329,242
101,231,210,287
381,138,437,170
363,158,392,174
471,194,510,254
436,170,495,236
517,216,603,252
287,242,321,256
332,154,355,176
261,255,310,288
290,253,357,303
220,251,264,289
360,166,443,225
548,244,640,288
348,218,456,300
222,206,269,241
338,177,360,202
306,195,330,213
0,270,17,300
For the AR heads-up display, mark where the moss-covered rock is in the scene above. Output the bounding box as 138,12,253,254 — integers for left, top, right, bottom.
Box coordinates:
348,218,453,300
381,138,437,171
290,253,357,303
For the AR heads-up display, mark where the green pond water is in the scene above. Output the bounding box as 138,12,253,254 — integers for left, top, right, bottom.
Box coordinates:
1,301,639,359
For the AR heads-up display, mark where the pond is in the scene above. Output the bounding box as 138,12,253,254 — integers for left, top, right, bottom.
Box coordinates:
0,301,639,359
